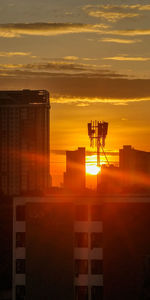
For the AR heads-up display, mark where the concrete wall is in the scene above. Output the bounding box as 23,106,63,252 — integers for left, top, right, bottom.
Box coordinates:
26,202,74,300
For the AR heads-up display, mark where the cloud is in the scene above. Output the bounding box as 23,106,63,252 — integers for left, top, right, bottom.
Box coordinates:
1,22,150,40
86,11,139,22
63,56,79,61
83,5,140,22
0,22,108,38
100,38,141,44
131,4,150,11
82,57,98,61
63,56,98,62
105,29,150,36
0,73,150,105
104,56,150,61
0,51,31,57
83,4,150,22
51,96,150,106
0,61,126,78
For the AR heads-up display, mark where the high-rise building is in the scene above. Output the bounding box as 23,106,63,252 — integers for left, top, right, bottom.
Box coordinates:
0,90,50,195
64,147,86,190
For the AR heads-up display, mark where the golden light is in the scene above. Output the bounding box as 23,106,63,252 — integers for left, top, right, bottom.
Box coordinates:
86,164,101,175
86,154,101,175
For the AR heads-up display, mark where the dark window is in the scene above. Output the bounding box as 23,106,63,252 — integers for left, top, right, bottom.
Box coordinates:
91,206,102,221
16,232,26,248
91,260,103,275
75,233,88,247
91,233,102,249
16,206,25,221
75,205,88,221
16,285,25,300
91,286,103,300
75,286,88,300
75,260,88,276
16,259,25,274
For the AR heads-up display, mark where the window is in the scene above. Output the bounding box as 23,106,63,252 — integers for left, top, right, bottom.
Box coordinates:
16,206,25,221
75,205,88,221
91,260,103,275
16,232,26,248
91,286,103,300
16,285,25,300
16,259,25,274
75,260,88,276
75,233,88,248
91,206,102,221
75,286,88,300
91,233,102,249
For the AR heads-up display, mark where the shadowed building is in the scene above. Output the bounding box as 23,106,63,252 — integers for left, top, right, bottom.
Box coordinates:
64,147,86,191
103,196,150,300
0,196,12,300
13,194,103,300
0,90,51,196
119,145,150,193
12,193,150,300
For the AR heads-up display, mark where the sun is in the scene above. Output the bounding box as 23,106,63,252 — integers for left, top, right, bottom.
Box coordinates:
86,164,101,175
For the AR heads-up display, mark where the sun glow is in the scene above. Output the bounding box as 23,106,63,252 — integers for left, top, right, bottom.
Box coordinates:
86,154,101,175
86,164,101,175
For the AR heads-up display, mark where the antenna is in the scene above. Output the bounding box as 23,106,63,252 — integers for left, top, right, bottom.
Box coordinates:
87,121,108,168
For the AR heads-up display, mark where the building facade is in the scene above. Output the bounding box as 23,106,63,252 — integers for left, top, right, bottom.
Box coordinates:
12,194,150,300
12,194,103,300
0,90,50,195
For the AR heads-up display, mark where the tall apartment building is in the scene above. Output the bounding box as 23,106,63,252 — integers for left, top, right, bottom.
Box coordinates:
12,194,103,300
0,90,50,195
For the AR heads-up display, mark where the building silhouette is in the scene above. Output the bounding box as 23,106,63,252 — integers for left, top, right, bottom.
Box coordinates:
64,147,85,190
119,145,150,193
103,196,150,300
0,90,51,196
99,146,150,194
0,196,12,300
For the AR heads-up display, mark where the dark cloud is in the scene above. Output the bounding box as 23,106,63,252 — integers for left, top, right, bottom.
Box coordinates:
0,72,150,105
0,22,108,38
0,61,128,78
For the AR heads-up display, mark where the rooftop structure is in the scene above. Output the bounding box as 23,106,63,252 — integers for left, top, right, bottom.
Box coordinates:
0,90,50,106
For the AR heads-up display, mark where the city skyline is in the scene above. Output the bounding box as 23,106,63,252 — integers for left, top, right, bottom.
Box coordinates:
0,0,150,185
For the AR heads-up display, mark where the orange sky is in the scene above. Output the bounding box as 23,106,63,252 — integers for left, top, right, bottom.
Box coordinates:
1,0,150,186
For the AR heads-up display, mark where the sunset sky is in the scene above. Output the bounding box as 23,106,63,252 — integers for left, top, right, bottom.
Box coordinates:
1,0,150,186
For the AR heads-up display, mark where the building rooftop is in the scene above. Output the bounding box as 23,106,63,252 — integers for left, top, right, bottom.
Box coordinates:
0,89,50,106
